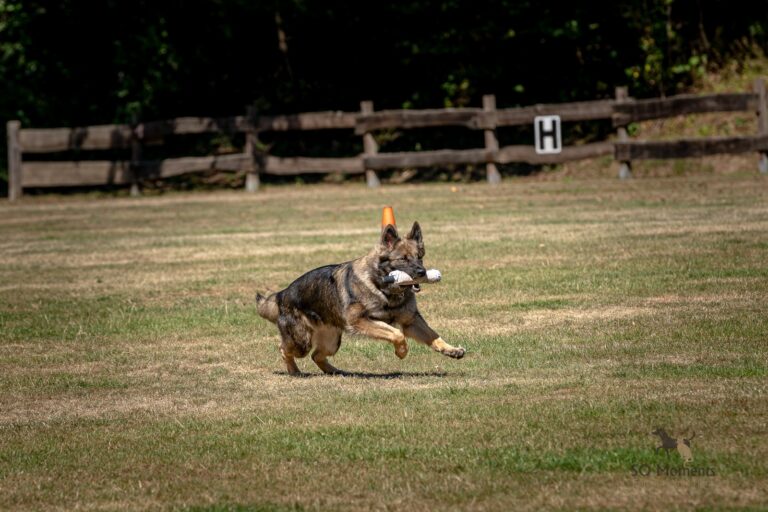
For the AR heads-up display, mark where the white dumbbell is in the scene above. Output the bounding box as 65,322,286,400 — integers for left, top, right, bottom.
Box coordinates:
382,269,442,285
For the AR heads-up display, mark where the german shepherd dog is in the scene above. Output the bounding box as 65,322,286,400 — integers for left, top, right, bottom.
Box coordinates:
256,222,466,375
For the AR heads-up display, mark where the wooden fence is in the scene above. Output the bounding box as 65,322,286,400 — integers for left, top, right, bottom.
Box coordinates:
6,78,768,200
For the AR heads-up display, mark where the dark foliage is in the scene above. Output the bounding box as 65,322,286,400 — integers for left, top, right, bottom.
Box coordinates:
1,0,767,186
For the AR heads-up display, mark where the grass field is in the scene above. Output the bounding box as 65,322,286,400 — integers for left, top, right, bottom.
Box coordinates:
1,173,767,511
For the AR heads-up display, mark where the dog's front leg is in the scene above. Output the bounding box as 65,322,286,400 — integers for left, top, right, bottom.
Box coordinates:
349,318,409,359
402,312,465,359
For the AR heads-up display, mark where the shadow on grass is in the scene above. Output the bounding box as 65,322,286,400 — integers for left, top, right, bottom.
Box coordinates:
272,370,447,379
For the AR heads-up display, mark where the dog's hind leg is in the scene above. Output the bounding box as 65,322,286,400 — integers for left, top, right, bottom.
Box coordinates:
402,312,466,359
311,327,345,375
280,342,301,376
277,313,312,376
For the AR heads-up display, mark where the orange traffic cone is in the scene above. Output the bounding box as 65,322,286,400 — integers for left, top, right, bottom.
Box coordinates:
381,206,396,230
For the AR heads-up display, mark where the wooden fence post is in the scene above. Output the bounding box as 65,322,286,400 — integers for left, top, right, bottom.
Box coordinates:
244,105,261,192
754,77,768,174
360,101,381,187
482,95,502,185
6,120,22,201
129,114,142,197
615,86,632,179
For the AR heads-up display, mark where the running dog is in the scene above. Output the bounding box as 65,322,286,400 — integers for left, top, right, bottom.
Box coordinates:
256,222,465,375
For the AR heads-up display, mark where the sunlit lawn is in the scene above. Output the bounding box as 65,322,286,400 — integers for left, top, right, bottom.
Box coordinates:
1,172,767,510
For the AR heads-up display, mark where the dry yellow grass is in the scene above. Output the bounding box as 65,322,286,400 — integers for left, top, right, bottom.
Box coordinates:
1,173,767,510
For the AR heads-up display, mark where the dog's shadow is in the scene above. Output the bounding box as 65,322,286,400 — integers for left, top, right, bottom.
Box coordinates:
272,370,448,379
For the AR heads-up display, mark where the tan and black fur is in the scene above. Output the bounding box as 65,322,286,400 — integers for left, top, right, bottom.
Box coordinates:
256,222,465,375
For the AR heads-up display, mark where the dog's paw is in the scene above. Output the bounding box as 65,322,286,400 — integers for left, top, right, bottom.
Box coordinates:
443,346,466,359
395,342,409,359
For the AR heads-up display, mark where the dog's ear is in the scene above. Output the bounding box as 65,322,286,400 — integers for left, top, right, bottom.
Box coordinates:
380,224,399,250
406,221,425,256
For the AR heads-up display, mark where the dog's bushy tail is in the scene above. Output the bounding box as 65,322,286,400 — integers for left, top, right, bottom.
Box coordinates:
255,292,279,323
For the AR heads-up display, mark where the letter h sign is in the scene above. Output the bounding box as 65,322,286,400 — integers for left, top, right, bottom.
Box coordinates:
534,115,562,154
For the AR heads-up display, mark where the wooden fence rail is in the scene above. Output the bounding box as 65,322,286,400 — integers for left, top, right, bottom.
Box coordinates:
6,79,768,199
